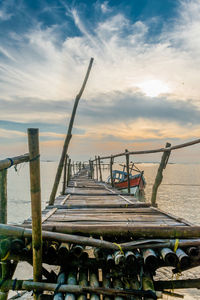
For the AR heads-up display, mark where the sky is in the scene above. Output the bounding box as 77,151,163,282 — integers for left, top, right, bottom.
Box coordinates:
0,0,200,162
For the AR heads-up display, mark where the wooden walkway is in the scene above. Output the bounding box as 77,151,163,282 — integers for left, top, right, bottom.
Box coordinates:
24,168,193,238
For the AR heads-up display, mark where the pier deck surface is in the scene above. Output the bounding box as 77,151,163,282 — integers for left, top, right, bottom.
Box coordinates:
24,169,193,237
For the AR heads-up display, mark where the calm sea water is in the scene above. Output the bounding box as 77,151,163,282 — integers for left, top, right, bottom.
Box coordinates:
7,161,200,225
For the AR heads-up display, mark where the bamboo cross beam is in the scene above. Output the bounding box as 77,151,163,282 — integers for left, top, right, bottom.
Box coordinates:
91,138,200,161
27,128,42,293
0,154,30,171
49,58,94,205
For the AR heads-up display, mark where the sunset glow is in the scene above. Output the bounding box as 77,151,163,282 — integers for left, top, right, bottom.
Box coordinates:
137,80,170,97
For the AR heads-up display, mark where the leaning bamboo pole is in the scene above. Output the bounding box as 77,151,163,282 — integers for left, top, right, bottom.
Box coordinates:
151,143,171,207
49,58,94,205
27,129,42,296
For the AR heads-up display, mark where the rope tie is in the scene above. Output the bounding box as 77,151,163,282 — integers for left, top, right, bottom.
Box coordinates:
1,251,10,261
113,243,124,255
173,239,179,253
6,158,14,169
29,154,40,162
12,278,17,291
54,282,62,294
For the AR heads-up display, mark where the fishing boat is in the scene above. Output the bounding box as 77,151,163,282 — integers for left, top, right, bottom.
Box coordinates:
107,163,146,197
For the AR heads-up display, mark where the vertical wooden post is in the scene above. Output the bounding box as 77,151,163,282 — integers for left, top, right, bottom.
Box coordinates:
27,128,42,295
151,142,171,207
0,169,7,224
62,155,68,195
0,170,8,300
67,158,71,187
95,156,98,181
91,161,94,179
89,160,92,179
125,149,130,194
98,156,102,182
110,156,114,187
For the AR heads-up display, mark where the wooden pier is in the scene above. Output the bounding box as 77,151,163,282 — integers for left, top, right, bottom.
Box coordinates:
1,60,200,299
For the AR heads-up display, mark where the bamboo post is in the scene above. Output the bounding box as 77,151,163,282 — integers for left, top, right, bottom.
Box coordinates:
110,156,114,187
89,160,92,179
27,129,42,296
151,142,171,207
0,169,7,224
62,155,68,195
95,156,98,181
67,158,71,187
125,149,130,194
98,156,102,182
91,161,94,179
49,58,94,205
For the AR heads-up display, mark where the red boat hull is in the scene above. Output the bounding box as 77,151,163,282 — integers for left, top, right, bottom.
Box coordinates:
114,176,144,190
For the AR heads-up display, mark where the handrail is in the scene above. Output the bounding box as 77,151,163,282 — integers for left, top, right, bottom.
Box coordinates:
0,153,30,171
92,138,200,161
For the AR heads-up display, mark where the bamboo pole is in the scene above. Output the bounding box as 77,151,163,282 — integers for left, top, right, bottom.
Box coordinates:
27,129,42,294
0,154,29,171
151,142,171,207
95,156,98,181
67,158,71,187
0,170,7,224
92,138,200,161
62,155,68,195
110,156,114,187
0,280,165,297
49,58,94,205
125,149,130,194
98,156,102,182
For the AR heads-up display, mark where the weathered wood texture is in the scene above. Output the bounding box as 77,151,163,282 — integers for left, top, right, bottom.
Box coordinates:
151,143,171,207
0,169,7,224
27,128,42,288
25,168,198,239
49,58,94,205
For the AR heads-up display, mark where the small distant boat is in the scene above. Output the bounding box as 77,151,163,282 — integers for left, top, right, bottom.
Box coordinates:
107,164,146,197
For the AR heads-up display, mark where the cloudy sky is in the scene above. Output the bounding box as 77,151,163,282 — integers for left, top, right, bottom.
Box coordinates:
1,0,200,162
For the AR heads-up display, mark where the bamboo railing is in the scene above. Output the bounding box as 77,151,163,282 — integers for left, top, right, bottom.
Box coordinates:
89,138,200,206
0,129,42,300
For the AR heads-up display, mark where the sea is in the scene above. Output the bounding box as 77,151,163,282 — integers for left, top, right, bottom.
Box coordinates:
5,162,200,299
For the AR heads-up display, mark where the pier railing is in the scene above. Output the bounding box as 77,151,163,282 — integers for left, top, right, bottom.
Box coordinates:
0,128,42,298
89,138,200,206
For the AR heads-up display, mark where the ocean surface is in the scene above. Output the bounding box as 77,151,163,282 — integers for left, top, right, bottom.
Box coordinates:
6,161,200,299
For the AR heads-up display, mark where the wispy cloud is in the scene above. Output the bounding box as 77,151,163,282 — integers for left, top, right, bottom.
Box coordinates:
0,0,200,159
